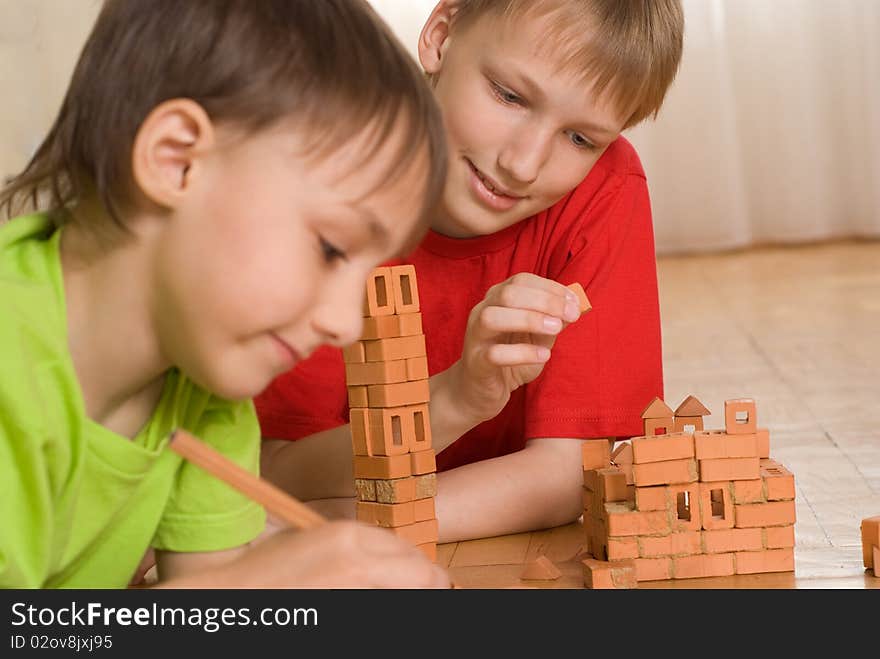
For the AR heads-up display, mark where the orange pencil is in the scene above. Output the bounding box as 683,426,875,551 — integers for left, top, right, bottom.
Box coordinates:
167,428,326,530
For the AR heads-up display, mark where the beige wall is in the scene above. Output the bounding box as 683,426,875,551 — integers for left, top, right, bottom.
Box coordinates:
0,0,100,181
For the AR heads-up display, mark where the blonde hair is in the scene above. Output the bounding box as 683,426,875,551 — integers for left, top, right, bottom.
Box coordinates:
448,0,684,129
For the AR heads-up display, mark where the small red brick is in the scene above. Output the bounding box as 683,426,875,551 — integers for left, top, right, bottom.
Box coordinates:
699,457,760,482
731,479,764,504
694,430,757,459
755,428,770,458
635,486,668,512
632,432,695,464
763,525,795,549
724,398,757,435
632,458,698,487
703,528,763,554
861,516,880,568
583,440,612,470
673,553,735,579
761,459,795,501
604,502,671,537
669,483,702,532
699,481,734,530
639,532,702,558
735,548,794,574
634,557,672,582
735,500,797,528
607,536,640,561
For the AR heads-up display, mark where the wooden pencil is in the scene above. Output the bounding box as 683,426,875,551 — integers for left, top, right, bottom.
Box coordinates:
167,428,326,530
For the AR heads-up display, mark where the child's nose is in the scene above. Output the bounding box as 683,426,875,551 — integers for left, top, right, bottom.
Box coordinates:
497,128,552,185
311,283,365,349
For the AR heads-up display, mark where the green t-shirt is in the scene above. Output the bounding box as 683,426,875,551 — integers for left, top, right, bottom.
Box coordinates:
0,213,266,588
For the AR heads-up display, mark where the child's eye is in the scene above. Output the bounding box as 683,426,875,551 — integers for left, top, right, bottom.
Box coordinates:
318,236,347,263
490,80,524,106
567,130,597,150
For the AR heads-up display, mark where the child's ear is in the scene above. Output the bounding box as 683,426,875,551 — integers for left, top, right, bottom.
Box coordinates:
131,99,214,210
419,1,456,75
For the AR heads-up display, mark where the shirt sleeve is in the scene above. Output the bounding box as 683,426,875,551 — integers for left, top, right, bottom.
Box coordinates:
524,171,665,440
151,396,267,552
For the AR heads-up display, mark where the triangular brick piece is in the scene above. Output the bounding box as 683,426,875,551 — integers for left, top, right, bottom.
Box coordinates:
641,397,674,419
674,395,711,417
611,442,633,466
520,555,562,581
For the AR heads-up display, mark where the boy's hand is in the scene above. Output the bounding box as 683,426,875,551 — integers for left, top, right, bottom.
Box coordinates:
203,521,450,589
450,273,584,424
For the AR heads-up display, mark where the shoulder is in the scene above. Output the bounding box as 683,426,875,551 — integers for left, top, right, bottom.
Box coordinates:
593,135,646,180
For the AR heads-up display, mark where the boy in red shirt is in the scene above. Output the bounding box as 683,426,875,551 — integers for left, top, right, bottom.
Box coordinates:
257,0,685,542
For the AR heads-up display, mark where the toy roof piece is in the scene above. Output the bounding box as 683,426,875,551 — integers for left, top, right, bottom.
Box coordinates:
674,395,711,417
641,397,674,419
520,555,562,581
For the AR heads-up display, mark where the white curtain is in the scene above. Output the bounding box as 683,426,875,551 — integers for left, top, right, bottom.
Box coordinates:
3,1,878,255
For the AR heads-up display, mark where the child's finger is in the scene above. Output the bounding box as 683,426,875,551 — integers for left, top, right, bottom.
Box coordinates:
478,305,565,336
485,282,581,323
486,342,553,366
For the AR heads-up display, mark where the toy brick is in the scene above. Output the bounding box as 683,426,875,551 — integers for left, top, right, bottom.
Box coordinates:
632,458,698,487
874,547,879,576
761,460,795,501
360,314,401,340
642,397,675,422
755,428,770,458
582,440,612,470
635,486,668,512
363,335,427,363
345,359,408,386
405,356,429,381
354,478,377,502
735,500,797,528
611,442,633,465
597,468,629,502
342,341,366,364
673,395,712,419
673,416,704,433
632,431,694,464
408,403,432,452
699,481,734,530
699,457,760,482
724,398,757,435
416,542,437,562
673,553,735,579
582,558,636,589
349,408,372,456
347,385,369,408
634,557,672,582
763,525,795,549
397,312,423,337
392,518,439,545
861,516,880,568
366,407,411,456
607,536,640,561
364,267,395,317
413,497,436,522
735,548,794,574
604,502,671,536
410,449,436,475
520,555,562,581
374,477,416,504
566,282,592,313
390,265,420,314
694,430,758,460
703,528,763,554
731,479,764,504
619,463,634,485
639,531,702,558
356,501,415,528
367,379,430,407
668,482,702,532
414,473,437,499
353,454,411,480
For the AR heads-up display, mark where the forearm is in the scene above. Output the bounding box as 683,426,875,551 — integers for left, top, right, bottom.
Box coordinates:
261,425,356,501
434,438,588,543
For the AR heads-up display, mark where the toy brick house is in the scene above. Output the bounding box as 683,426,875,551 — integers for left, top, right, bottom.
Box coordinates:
581,396,796,587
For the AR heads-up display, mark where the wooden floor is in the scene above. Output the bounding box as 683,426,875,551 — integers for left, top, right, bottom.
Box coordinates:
441,239,880,589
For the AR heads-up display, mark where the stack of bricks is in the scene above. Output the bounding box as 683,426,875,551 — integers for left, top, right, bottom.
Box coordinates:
581,395,797,588
345,265,439,561
862,516,880,577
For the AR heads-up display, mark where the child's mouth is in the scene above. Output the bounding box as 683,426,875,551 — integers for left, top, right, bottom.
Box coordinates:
465,158,524,212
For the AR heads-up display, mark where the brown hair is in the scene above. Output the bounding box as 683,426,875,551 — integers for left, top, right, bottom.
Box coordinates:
0,0,447,240
446,0,684,129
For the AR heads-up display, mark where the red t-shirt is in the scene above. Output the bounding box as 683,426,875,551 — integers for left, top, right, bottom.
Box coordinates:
255,136,664,472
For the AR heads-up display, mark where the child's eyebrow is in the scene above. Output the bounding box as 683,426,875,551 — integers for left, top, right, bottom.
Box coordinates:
499,64,618,136
346,202,390,248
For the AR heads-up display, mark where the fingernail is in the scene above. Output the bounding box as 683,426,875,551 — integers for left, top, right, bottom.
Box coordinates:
543,317,563,333
536,346,551,362
564,301,580,322
566,290,579,304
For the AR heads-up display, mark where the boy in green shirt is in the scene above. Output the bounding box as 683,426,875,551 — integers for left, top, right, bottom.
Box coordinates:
0,0,449,588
